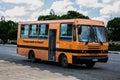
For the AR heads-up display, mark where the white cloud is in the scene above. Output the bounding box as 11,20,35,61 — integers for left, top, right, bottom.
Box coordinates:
78,10,88,16
102,0,113,4
0,0,44,21
40,9,51,15
5,6,27,17
100,0,120,19
1,0,44,10
50,0,74,15
30,11,42,21
0,0,119,23
92,16,108,26
1,0,44,8
75,0,102,17
92,0,120,25
0,10,4,16
76,0,102,8
43,0,88,16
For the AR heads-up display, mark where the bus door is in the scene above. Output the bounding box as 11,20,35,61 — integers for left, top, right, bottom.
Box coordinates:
48,29,56,61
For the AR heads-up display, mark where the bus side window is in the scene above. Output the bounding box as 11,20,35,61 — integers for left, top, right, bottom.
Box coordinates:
20,24,29,38
60,23,73,40
39,24,49,39
29,24,38,38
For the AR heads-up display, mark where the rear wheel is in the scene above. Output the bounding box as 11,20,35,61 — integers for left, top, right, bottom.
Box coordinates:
29,51,36,63
60,55,68,68
85,62,95,68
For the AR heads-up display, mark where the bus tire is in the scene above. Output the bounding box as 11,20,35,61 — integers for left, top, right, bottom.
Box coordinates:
29,51,36,63
85,62,95,68
60,55,68,68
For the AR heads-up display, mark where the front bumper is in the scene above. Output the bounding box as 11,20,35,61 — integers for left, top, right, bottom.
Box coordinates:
72,56,108,64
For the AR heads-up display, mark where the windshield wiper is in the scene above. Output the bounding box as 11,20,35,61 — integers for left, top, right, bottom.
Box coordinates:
85,27,95,45
85,39,89,45
97,37,103,45
94,32,103,45
86,27,103,45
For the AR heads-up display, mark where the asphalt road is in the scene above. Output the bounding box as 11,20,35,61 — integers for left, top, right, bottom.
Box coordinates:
0,45,120,80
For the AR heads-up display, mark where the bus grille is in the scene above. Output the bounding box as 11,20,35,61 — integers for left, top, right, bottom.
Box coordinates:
84,50,108,54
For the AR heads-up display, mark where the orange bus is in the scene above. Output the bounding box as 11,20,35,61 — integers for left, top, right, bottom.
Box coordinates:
17,19,108,68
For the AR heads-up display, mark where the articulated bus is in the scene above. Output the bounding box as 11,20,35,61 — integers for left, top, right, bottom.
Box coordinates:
17,19,108,68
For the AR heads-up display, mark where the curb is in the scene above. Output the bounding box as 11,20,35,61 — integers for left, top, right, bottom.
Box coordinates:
0,44,17,47
108,51,120,54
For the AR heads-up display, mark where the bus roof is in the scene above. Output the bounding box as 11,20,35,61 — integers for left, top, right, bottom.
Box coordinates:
18,19,104,26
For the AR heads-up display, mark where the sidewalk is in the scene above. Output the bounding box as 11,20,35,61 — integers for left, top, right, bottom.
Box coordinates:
108,51,120,54
0,60,79,80
0,44,17,47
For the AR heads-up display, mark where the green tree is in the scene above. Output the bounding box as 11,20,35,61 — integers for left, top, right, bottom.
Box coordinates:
0,20,17,44
8,22,18,40
107,17,120,41
0,21,9,43
61,10,89,19
38,10,89,20
38,15,60,20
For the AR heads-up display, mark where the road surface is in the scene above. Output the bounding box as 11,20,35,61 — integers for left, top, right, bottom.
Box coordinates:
0,45,120,80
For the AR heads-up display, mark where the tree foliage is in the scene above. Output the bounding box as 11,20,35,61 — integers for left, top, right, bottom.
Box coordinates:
38,15,60,20
61,11,89,19
107,17,120,41
0,21,9,43
38,10,89,20
0,20,17,43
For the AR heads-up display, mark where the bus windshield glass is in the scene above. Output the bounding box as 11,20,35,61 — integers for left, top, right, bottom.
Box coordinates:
78,25,107,43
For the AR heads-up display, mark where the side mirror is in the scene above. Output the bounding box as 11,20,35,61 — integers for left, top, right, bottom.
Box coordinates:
73,26,76,41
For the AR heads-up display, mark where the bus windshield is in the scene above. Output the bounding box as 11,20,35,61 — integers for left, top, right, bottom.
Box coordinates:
78,25,107,43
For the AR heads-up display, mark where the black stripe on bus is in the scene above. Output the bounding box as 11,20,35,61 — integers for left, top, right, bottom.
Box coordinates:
56,48,108,53
17,45,48,50
17,45,108,53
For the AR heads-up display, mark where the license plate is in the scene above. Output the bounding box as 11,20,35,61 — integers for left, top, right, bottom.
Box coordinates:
92,59,98,61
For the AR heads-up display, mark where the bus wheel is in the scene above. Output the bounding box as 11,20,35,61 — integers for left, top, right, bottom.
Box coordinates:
29,51,36,63
60,55,68,68
85,62,95,68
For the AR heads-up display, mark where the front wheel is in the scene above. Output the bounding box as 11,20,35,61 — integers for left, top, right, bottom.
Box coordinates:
60,55,68,68
85,62,95,68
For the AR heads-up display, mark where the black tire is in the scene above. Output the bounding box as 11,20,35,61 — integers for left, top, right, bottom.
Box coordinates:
85,62,95,68
60,55,68,68
29,51,36,63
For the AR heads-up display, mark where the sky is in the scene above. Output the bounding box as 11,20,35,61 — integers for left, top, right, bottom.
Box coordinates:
0,0,120,24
